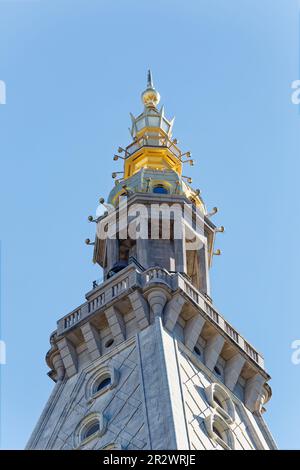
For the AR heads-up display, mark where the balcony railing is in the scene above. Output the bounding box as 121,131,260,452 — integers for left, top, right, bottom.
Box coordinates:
245,341,259,363
57,265,139,335
206,304,220,324
88,292,105,313
143,267,172,287
64,308,81,330
225,321,239,344
57,262,264,369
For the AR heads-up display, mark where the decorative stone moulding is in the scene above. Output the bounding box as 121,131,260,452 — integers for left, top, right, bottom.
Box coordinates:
100,442,123,450
252,382,272,415
204,412,235,450
146,287,169,316
205,383,236,424
85,364,119,402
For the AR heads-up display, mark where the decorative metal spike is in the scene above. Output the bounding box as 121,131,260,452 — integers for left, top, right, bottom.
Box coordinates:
147,69,154,88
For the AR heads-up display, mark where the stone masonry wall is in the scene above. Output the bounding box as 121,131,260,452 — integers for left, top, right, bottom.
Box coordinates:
29,339,148,450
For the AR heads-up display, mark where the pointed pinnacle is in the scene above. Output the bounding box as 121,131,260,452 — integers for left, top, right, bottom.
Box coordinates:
147,69,154,89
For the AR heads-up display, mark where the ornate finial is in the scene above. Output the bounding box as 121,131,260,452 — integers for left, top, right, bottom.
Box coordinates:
141,69,160,108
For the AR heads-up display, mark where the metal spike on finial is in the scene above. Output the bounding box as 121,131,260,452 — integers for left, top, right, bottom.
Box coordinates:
147,69,154,89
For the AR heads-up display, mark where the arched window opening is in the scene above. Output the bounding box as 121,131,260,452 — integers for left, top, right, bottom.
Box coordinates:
205,383,235,424
74,413,107,448
95,376,111,393
83,421,100,441
86,366,119,402
212,424,223,440
214,395,223,409
153,185,168,194
205,413,235,450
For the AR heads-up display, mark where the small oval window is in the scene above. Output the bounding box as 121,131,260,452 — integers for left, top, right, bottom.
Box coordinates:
83,421,100,440
105,338,114,348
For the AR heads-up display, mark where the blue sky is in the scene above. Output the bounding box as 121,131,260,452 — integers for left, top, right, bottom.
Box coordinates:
0,0,299,450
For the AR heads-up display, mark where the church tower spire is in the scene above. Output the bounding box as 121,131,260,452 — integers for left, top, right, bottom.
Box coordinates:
27,73,276,451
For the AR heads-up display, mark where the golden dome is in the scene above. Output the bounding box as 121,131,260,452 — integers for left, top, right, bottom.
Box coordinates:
141,70,160,108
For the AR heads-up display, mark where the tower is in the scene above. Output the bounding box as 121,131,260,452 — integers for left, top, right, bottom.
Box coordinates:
27,72,276,450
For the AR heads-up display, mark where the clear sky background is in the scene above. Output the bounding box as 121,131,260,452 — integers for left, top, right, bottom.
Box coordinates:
0,0,299,450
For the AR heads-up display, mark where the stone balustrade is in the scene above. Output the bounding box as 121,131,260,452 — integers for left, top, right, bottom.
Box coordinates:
63,307,81,329
57,266,139,335
56,262,264,369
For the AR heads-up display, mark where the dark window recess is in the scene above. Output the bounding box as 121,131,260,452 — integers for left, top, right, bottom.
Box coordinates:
214,395,223,408
96,377,111,392
153,185,168,194
105,338,114,348
83,422,100,440
107,260,128,278
213,425,223,441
